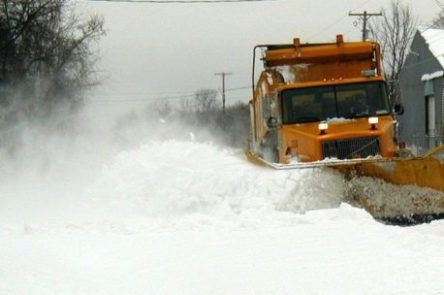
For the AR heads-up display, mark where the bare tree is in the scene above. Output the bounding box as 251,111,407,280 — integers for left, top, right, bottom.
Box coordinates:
152,100,172,118
430,10,444,28
194,88,219,112
369,0,418,104
0,0,105,109
179,95,196,113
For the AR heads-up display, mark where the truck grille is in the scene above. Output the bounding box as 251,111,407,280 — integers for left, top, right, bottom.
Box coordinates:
321,136,380,160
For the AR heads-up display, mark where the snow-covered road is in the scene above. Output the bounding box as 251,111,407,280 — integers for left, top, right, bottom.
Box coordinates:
3,211,444,295
1,107,444,294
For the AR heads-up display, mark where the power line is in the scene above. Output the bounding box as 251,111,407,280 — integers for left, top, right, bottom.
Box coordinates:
90,93,195,102
305,0,373,41
100,85,248,97
225,85,249,92
89,84,249,103
87,0,277,3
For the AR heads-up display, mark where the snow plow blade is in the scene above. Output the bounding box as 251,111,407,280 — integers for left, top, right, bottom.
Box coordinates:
334,145,444,224
246,145,444,224
245,150,391,169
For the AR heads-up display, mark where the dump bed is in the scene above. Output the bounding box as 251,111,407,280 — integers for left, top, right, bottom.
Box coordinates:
262,35,382,84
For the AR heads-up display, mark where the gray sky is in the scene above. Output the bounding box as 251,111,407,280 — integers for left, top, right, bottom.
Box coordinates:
81,0,441,105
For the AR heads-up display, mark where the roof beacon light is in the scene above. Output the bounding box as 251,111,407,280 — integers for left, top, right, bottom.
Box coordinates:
369,116,378,130
318,122,328,135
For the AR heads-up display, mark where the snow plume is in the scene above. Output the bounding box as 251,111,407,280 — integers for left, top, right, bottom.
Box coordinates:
0,94,348,227
89,140,346,228
0,97,205,224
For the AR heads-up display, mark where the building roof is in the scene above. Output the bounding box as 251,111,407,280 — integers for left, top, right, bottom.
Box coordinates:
419,27,444,69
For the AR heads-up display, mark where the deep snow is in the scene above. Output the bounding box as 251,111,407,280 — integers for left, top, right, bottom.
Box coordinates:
1,104,444,294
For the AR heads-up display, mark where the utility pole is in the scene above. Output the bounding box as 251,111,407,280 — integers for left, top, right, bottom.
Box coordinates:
349,10,382,41
215,72,232,115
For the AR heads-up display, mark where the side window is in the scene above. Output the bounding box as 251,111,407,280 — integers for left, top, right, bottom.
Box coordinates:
262,96,271,119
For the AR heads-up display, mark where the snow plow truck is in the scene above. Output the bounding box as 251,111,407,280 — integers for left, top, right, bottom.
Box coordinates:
246,35,444,224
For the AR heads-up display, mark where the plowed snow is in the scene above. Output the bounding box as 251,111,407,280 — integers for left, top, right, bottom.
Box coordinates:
1,106,444,294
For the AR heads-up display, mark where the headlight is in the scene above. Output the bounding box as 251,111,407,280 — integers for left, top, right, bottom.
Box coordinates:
318,122,328,135
369,116,378,130
368,117,379,124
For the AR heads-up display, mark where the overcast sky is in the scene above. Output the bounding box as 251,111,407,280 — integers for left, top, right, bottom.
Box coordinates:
81,0,441,105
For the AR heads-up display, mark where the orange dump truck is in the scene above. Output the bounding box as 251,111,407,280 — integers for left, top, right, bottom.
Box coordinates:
247,35,444,224
248,35,398,165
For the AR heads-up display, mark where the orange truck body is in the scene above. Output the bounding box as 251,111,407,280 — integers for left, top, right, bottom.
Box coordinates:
249,35,398,164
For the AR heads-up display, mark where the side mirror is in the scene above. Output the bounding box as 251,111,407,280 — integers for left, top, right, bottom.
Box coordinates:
267,117,279,129
393,103,404,115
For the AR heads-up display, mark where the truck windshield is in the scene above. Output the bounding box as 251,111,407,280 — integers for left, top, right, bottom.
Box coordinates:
281,81,391,124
